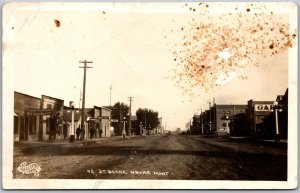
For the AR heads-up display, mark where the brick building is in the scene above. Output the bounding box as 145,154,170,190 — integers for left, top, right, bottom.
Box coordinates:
198,104,247,135
212,104,248,135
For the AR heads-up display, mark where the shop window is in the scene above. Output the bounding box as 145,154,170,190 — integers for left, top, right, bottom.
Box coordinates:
29,117,36,134
46,117,50,134
20,116,25,131
47,104,52,109
14,116,19,134
255,115,266,124
25,117,29,131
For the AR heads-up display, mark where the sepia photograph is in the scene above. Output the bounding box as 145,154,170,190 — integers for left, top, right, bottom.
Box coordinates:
2,2,298,189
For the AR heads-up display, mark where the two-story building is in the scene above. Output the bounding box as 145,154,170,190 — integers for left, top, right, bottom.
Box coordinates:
14,92,41,141
14,92,64,141
85,106,112,138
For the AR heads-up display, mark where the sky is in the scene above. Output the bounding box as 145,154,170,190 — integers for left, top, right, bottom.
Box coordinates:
7,2,297,130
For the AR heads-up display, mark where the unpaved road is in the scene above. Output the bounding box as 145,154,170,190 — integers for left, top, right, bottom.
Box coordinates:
13,135,287,180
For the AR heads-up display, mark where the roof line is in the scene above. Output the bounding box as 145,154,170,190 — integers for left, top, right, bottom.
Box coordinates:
14,91,41,100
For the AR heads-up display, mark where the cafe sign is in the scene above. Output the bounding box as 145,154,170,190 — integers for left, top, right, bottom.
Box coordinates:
254,104,274,112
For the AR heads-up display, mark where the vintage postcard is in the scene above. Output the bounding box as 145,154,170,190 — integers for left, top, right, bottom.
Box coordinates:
2,2,298,189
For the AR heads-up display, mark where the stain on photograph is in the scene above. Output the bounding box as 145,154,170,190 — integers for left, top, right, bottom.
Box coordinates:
2,2,298,189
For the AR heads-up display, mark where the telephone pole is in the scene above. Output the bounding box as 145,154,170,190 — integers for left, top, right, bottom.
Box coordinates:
79,89,82,109
128,97,134,136
110,85,112,107
79,60,93,133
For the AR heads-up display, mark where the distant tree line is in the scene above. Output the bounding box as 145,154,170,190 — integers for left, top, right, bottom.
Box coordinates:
111,102,160,135
136,108,160,130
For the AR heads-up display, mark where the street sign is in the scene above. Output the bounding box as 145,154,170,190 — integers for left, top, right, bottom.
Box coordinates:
98,116,109,119
25,109,52,116
111,119,119,122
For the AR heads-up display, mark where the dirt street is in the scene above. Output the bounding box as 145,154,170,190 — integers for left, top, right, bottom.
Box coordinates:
13,135,287,180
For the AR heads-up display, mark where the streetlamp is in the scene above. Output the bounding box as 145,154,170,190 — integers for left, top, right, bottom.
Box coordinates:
122,116,126,139
68,101,75,143
273,101,282,142
139,122,143,136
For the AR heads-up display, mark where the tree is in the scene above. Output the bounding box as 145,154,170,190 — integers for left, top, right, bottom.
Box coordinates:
191,115,200,135
230,113,251,136
111,102,130,135
136,108,159,131
112,102,129,117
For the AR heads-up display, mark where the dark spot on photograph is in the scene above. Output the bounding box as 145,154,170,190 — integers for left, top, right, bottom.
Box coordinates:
54,19,60,27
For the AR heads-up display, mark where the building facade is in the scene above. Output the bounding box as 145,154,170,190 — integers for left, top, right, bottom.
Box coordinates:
14,92,64,141
197,104,247,135
254,88,288,139
84,106,112,138
14,92,41,141
247,100,274,137
99,106,112,137
212,104,248,135
40,95,64,140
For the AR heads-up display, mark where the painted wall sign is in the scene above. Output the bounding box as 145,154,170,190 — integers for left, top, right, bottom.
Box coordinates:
25,109,53,116
254,104,274,112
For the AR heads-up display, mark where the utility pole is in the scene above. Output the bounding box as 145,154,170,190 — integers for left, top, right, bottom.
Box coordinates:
145,109,147,132
79,60,93,135
110,85,112,107
79,89,82,109
209,101,212,135
128,97,134,136
201,109,204,135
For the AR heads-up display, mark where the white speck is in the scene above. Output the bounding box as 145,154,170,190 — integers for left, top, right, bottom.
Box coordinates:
216,71,237,85
239,60,247,66
218,48,232,60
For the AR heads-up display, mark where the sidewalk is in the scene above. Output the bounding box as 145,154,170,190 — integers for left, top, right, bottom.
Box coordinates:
14,135,139,148
227,136,288,147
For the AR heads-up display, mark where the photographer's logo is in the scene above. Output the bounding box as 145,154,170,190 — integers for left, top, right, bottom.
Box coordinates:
17,162,41,177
